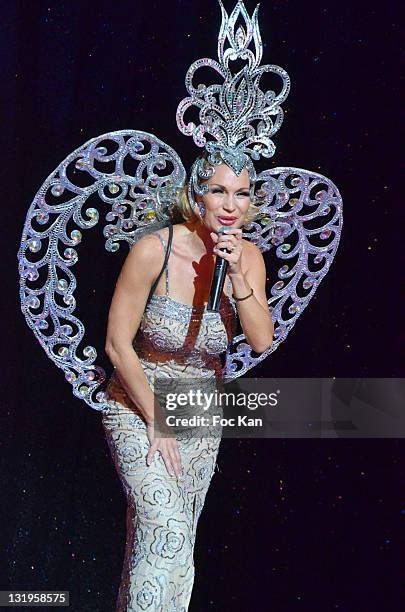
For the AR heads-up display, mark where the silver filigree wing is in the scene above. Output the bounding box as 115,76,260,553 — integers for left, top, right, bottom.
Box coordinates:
17,130,186,411
223,166,343,379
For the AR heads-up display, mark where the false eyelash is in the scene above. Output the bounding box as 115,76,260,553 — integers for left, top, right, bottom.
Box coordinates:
211,189,249,195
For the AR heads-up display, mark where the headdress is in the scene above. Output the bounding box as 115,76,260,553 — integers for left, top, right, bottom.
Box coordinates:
17,0,343,412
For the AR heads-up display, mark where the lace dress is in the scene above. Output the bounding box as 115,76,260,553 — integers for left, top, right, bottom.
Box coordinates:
102,228,237,611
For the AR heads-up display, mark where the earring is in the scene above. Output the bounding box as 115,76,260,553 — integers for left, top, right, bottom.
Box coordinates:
198,203,206,217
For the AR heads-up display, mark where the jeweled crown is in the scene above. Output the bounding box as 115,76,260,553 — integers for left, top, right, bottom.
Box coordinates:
176,0,291,165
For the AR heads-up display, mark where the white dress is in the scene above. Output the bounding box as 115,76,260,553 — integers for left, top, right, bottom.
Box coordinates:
102,227,237,611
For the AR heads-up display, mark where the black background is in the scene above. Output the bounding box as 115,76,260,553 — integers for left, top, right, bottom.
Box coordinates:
2,1,402,610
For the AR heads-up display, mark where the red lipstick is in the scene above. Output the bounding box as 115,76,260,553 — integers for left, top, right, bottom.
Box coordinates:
218,216,237,225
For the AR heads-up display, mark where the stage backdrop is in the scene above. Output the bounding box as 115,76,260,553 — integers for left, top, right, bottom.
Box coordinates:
2,1,402,610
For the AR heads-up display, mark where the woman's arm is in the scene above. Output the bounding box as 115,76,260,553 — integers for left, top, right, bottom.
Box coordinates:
212,230,274,353
228,243,274,353
105,234,162,424
105,233,182,476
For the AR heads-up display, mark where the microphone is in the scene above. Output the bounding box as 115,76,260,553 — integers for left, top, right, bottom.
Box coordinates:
207,226,230,312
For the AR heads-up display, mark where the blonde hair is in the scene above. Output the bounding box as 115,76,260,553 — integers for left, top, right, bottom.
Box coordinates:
172,183,261,226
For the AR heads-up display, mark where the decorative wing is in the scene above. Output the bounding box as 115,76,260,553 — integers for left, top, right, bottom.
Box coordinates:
17,130,185,411
223,166,343,379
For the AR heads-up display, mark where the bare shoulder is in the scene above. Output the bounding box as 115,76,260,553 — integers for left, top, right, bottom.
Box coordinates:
123,232,165,278
242,238,263,261
124,223,188,275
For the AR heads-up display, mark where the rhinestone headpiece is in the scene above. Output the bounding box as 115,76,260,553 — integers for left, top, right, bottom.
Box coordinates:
177,1,290,175
176,0,290,211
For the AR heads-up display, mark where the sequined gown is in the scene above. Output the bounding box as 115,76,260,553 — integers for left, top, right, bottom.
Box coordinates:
102,228,237,611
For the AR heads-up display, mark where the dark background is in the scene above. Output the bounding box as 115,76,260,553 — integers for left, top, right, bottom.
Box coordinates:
2,1,402,610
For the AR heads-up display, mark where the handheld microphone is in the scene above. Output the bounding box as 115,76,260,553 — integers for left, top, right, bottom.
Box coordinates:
207,226,230,312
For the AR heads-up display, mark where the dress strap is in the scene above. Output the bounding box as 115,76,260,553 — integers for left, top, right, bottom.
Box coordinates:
145,225,173,305
155,231,170,296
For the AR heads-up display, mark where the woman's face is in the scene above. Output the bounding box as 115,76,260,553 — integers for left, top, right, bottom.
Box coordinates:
196,163,251,232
